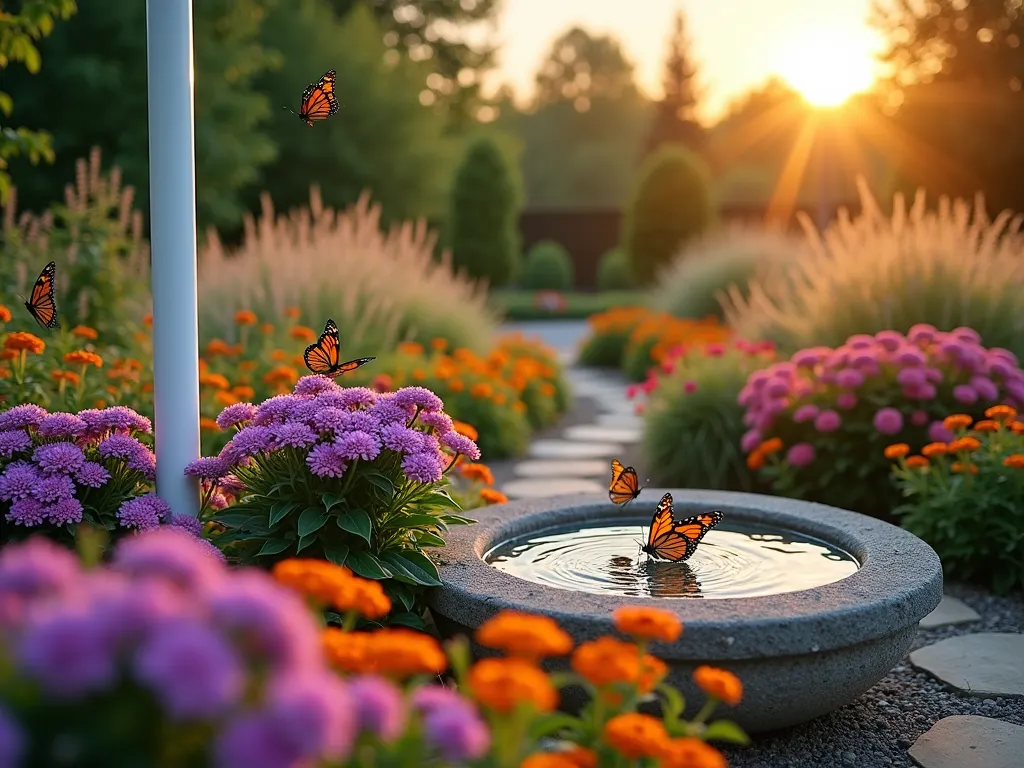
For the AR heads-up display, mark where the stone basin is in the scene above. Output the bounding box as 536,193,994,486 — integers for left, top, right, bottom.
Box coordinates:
427,489,943,733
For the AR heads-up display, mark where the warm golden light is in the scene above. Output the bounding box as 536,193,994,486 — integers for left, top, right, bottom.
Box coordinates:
777,28,877,107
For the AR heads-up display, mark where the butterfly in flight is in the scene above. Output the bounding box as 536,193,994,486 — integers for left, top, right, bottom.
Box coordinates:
609,458,642,507
285,69,339,127
303,318,375,378
641,493,723,562
21,261,59,330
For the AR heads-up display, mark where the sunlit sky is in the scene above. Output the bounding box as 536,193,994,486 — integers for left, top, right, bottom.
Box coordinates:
490,0,886,120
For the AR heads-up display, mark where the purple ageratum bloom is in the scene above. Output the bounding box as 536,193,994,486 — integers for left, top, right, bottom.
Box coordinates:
764,378,790,398
0,404,47,432
219,474,246,496
813,410,842,433
306,443,349,479
335,430,381,461
32,442,85,475
379,423,427,454
214,710,307,768
135,619,245,720
369,397,412,426
393,386,443,413
36,412,86,439
402,451,445,483
97,433,145,462
0,463,39,502
294,375,339,397
45,497,84,526
419,411,454,436
740,429,763,453
334,387,377,409
786,442,817,468
74,461,110,488
836,392,857,410
792,404,820,424
953,385,979,405
440,431,481,461
168,514,204,538
894,347,927,367
128,446,157,481
0,536,81,601
411,685,473,716
77,408,113,439
423,706,491,763
253,395,298,426
6,499,46,527
216,402,258,430
348,676,406,742
0,430,30,458
102,406,153,434
835,369,865,389
970,375,999,401
312,406,348,434
31,474,76,504
18,609,117,698
220,425,273,466
791,347,830,369
896,367,927,389
285,399,319,426
904,383,937,400
338,409,379,434
115,527,226,594
263,673,356,761
118,494,170,531
929,421,955,443
268,422,317,450
185,456,229,481
874,330,905,352
911,409,930,427
873,407,904,435
0,706,24,767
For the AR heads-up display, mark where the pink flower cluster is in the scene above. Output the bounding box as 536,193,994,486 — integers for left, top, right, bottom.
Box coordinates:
739,325,1024,465
625,338,776,401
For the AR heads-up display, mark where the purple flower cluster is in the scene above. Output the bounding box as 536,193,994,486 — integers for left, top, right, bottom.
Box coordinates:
0,530,355,766
739,326,1024,463
197,376,478,489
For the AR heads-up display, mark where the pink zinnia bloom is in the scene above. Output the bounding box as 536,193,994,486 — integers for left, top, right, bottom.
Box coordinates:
814,410,842,433
953,385,978,405
683,380,697,394
873,407,904,435
847,334,875,349
704,343,726,357
836,392,857,409
740,429,763,453
835,369,865,389
951,326,982,344
911,410,929,426
874,330,904,352
765,378,790,398
907,323,938,345
793,404,820,423
625,384,640,400
896,368,926,389
903,383,937,400
791,347,830,369
786,443,816,467
894,347,927,367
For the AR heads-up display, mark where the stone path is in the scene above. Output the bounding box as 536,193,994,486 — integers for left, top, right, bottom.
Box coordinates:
497,320,1024,768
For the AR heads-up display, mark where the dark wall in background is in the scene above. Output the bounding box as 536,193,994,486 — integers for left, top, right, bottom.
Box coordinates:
518,202,859,289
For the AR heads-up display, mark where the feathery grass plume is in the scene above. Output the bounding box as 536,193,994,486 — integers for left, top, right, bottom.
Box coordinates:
198,188,497,355
724,178,1024,359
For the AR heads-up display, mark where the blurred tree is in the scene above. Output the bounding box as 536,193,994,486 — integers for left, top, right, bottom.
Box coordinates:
644,4,704,157
533,26,637,110
872,0,1024,213
326,0,500,123
0,0,77,203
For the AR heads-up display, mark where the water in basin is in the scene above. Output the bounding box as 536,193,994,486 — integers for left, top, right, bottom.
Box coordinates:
485,518,859,599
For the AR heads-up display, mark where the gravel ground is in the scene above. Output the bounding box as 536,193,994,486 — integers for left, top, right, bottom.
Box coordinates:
721,583,1024,768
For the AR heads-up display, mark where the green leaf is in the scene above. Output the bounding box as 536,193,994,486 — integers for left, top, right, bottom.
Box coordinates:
214,512,260,529
296,533,316,553
337,509,372,544
387,582,416,612
703,720,750,746
323,541,350,567
656,682,685,722
529,712,583,741
440,514,476,526
345,551,393,579
380,550,441,586
397,513,445,528
365,472,394,494
297,507,330,537
386,610,426,630
269,500,298,527
256,538,292,557
322,493,344,513
414,532,446,548
425,489,462,510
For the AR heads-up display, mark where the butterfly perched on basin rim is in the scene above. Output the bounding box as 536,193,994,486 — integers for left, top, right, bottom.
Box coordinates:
641,492,723,562
285,69,339,127
303,318,375,378
609,458,642,506
22,261,60,330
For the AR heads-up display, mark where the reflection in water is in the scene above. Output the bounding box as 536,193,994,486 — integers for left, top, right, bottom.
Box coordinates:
485,520,859,600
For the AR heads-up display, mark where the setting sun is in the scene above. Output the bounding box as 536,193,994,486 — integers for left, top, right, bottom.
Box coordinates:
777,27,878,107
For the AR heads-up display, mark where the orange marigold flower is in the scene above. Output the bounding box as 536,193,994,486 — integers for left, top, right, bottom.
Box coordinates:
1010,421,1024,435
206,339,231,356
921,442,948,458
561,746,598,768
659,738,728,768
746,449,765,470
200,417,221,432
3,332,45,354
238,361,258,373
322,628,370,674
470,382,493,399
234,310,257,325
480,488,508,505
905,456,930,469
289,325,316,342
271,349,288,361
476,610,573,660
51,370,80,386
412,368,426,382
260,323,274,335
519,755,577,768
985,404,1017,422
884,443,910,460
972,419,1000,432
263,366,299,385
1003,454,1024,469
539,382,556,397
398,341,424,356
232,385,255,400
948,436,981,453
459,462,495,486
200,373,230,390
452,420,479,441
142,313,153,328
613,606,683,643
334,577,392,620
360,628,448,678
449,379,465,393
943,414,973,431
217,391,240,406
284,306,301,320
637,653,668,694
0,366,9,379
468,657,558,713
272,558,350,603
71,325,98,340
571,637,641,687
430,338,448,352
693,665,743,705
757,437,783,455
602,713,668,759
512,400,527,414
64,350,103,368
0,350,17,360
0,306,10,323
951,461,979,474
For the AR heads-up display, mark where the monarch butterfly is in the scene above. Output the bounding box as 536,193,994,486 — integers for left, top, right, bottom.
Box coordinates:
641,493,723,562
303,318,375,378
286,69,339,127
22,261,59,330
609,458,642,506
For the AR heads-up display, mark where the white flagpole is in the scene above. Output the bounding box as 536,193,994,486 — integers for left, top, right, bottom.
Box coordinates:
145,0,200,517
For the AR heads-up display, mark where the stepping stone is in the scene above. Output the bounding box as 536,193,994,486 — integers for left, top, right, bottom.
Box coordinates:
514,459,609,478
596,400,637,416
920,595,981,629
563,424,642,444
528,439,622,460
502,477,605,499
596,413,644,430
910,633,1024,697
908,715,1024,768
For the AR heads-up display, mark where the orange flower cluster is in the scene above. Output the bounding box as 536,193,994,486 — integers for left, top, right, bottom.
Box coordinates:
613,606,683,643
626,313,733,369
476,610,573,660
570,636,666,693
469,657,559,713
586,306,650,335
3,332,45,355
272,558,391,619
888,405,1024,476
65,350,103,369
746,436,783,470
322,627,447,678
0,305,11,323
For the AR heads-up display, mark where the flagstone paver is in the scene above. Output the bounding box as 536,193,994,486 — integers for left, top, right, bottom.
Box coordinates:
513,459,609,478
562,424,642,444
595,413,644,430
919,595,982,629
502,477,605,499
908,715,1024,768
909,633,1024,697
528,439,622,460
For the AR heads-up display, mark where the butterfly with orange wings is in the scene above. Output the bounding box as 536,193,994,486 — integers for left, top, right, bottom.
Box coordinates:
303,319,375,378
641,493,723,562
609,459,643,507
286,69,339,127
21,261,60,330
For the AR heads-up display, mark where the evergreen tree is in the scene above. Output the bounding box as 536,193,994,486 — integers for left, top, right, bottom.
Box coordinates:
644,5,704,157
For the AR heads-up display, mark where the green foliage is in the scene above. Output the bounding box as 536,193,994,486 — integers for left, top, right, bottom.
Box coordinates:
519,240,574,291
650,226,800,321
577,307,649,369
490,289,642,321
596,248,635,292
623,143,715,285
725,182,1024,360
892,416,1024,595
448,137,521,288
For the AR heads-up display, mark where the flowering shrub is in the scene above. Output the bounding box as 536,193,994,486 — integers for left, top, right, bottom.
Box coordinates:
637,340,776,491
740,326,1024,518
193,376,478,626
622,314,734,383
888,406,1024,594
447,459,510,511
0,403,178,545
577,307,650,369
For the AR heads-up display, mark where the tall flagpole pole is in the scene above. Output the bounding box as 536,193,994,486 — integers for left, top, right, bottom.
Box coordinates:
145,0,200,517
